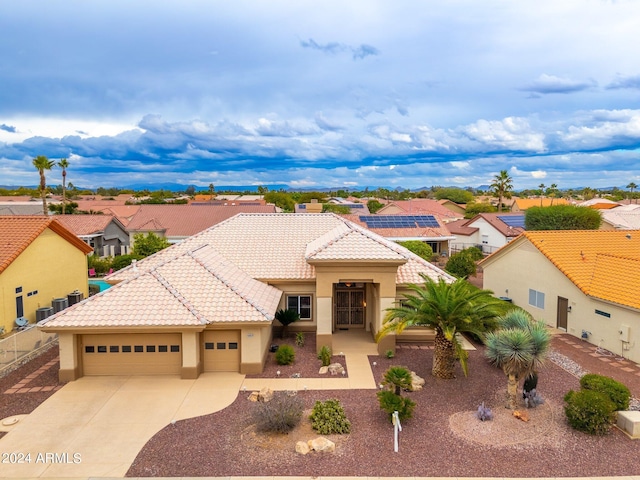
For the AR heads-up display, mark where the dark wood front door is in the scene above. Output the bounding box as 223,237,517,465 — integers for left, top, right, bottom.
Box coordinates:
335,289,365,329
557,296,568,331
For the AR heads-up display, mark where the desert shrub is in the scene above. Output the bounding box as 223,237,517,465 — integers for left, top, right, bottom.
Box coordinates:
564,389,616,435
318,345,332,366
251,391,304,433
382,366,413,395
309,399,351,434
462,246,484,261
445,251,477,278
385,349,395,359
295,332,305,347
579,374,630,411
476,402,493,421
275,345,295,365
87,254,112,275
524,389,545,408
377,390,416,422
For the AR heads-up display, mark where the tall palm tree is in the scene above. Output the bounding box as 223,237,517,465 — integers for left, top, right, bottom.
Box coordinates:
484,309,550,410
57,158,69,214
538,183,546,206
377,276,508,379
490,170,513,212
549,183,558,205
627,182,638,204
32,155,55,215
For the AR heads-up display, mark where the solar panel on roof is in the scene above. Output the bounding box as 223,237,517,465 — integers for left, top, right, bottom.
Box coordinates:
357,214,440,229
498,215,526,228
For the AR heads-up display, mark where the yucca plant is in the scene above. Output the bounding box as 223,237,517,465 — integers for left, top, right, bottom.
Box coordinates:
485,309,550,410
274,308,300,339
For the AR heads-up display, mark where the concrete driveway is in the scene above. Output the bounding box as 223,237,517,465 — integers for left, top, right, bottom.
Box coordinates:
0,372,243,478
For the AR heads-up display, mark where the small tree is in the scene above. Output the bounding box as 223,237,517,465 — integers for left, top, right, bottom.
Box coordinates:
274,308,300,338
397,240,434,261
132,232,171,257
445,251,477,278
525,205,602,230
367,199,384,213
464,201,496,219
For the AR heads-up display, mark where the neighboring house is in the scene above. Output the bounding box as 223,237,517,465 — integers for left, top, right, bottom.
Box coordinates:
448,213,525,255
0,203,49,216
599,204,640,230
376,199,462,223
40,213,454,381
480,230,640,364
578,198,620,210
296,198,369,214
437,199,466,216
55,215,130,257
294,199,323,213
511,197,569,212
0,216,93,335
341,213,454,254
125,204,277,244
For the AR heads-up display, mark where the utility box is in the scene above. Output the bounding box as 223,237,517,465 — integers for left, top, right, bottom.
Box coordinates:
619,324,631,343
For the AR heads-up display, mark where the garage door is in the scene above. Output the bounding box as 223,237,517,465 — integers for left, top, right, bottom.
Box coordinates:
203,330,240,372
82,333,182,376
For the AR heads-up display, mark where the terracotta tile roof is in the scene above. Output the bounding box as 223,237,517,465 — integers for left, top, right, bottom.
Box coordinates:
42,244,282,328
110,213,454,285
126,204,276,238
0,204,45,215
513,198,569,210
519,230,640,309
445,218,479,236
0,216,93,274
470,213,524,238
54,215,116,235
601,205,640,229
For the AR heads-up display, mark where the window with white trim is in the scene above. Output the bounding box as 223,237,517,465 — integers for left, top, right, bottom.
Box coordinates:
528,289,545,309
286,295,312,320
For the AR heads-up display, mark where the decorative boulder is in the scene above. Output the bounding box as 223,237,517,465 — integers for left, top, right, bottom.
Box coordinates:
295,441,311,455
319,366,329,374
308,436,335,453
258,387,274,402
410,371,425,391
247,391,260,402
513,410,530,422
328,363,345,375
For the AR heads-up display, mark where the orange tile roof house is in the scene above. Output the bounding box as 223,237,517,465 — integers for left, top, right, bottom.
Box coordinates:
480,230,640,364
55,214,130,257
511,197,569,211
40,213,454,381
376,199,463,223
0,216,93,334
125,204,277,244
448,213,524,255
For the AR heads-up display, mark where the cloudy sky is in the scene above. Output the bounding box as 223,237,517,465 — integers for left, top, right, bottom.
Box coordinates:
1,1,639,190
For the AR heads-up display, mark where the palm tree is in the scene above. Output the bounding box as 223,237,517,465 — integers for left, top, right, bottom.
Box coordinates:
538,183,546,206
490,170,513,212
32,155,55,215
627,182,638,204
377,276,508,379
57,158,69,214
274,308,300,338
549,183,558,205
484,309,550,410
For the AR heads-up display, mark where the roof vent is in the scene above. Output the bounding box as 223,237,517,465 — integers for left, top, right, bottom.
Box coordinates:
626,233,632,239
132,259,138,272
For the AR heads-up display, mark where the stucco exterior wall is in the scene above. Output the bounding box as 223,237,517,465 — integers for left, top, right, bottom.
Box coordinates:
467,217,508,250
0,228,89,334
483,239,640,363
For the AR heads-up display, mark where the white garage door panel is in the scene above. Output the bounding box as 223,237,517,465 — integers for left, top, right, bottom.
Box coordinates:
82,333,182,375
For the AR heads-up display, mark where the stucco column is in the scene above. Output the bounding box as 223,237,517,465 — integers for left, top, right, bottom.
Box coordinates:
181,330,200,379
377,296,397,354
316,296,333,352
241,326,265,374
58,333,80,382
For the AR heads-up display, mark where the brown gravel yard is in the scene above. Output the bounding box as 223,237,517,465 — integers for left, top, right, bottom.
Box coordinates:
127,335,640,478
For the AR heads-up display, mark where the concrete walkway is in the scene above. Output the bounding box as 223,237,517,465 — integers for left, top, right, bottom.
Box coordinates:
0,372,244,478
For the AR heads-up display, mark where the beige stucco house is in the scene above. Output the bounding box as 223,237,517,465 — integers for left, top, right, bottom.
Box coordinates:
40,213,454,381
480,230,640,363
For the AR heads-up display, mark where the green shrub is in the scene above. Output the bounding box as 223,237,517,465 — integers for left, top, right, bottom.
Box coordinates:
385,349,395,359
275,345,295,365
309,399,351,434
295,332,305,347
462,246,484,261
579,373,630,411
318,345,332,367
87,254,112,275
377,390,416,422
564,389,616,435
251,391,304,433
445,251,477,278
110,254,144,271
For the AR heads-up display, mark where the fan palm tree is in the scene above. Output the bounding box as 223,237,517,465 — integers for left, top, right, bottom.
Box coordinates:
382,366,413,395
377,276,508,379
274,308,300,338
32,155,55,215
549,183,558,205
538,183,546,206
57,158,69,214
490,170,513,212
484,309,550,410
628,182,638,204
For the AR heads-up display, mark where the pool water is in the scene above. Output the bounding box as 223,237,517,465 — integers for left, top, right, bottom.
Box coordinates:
88,279,112,292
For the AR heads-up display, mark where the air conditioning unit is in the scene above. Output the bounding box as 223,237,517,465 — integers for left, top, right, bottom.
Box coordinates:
36,307,54,323
67,291,84,306
52,297,69,313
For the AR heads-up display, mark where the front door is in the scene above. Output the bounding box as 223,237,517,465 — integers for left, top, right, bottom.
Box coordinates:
335,287,365,329
557,296,568,331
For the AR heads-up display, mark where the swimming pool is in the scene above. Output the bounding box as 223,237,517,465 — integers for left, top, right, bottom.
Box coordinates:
88,279,112,292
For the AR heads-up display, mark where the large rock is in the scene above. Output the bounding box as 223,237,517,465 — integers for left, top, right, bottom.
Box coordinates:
308,436,336,453
410,371,425,391
295,441,311,455
258,387,274,402
319,366,329,374
328,363,345,375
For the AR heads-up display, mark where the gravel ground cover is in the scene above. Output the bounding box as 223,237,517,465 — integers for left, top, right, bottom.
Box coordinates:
127,337,640,478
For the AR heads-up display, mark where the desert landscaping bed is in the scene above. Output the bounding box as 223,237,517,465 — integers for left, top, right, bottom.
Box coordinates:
127,343,640,478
